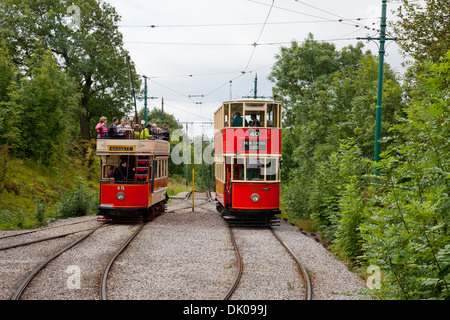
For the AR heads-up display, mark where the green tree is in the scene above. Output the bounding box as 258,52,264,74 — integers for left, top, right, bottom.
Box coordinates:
361,52,450,299
270,34,403,218
139,107,183,131
1,50,80,163
392,0,450,67
0,0,141,140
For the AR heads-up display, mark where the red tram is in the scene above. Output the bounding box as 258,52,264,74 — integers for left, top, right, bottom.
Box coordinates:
96,136,170,222
214,99,282,226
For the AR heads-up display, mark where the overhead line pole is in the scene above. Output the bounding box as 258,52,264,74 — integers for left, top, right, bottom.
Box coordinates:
356,0,397,175
137,76,158,124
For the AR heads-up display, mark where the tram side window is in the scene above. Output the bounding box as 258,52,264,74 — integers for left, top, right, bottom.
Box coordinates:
224,104,229,128
104,165,116,179
267,104,279,127
232,157,245,180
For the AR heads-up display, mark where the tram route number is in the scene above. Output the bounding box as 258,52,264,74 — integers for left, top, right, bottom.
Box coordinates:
243,139,267,151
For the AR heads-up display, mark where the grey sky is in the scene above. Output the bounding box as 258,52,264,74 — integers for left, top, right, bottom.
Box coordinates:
104,0,408,133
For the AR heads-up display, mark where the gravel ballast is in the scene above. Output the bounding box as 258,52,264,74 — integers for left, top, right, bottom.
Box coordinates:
0,197,368,300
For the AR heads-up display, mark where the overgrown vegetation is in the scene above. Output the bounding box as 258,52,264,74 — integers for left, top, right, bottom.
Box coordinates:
273,0,449,299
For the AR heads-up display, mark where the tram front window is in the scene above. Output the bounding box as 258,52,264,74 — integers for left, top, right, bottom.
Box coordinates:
231,157,279,182
244,158,264,181
244,110,264,127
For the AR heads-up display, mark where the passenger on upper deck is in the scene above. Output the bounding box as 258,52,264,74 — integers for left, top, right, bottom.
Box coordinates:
232,112,248,127
95,116,108,138
133,124,141,139
140,123,152,140
161,123,170,141
108,117,119,137
250,113,261,127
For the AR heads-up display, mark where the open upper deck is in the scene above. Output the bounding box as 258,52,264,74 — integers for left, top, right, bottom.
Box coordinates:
214,99,282,130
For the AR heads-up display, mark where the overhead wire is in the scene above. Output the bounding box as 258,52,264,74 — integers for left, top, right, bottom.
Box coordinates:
243,0,275,73
108,1,383,122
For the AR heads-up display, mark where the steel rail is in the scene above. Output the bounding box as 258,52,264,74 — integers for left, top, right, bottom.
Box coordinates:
0,218,97,241
10,223,105,300
270,228,312,300
0,227,100,251
222,227,243,300
100,222,147,300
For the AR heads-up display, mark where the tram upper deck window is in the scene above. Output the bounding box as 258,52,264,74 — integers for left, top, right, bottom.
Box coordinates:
224,104,229,128
267,103,280,128
231,103,245,127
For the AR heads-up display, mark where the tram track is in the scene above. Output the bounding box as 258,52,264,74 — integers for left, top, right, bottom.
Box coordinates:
0,217,97,241
0,226,101,251
6,192,312,300
9,221,149,300
194,199,312,300
100,222,148,300
10,223,106,300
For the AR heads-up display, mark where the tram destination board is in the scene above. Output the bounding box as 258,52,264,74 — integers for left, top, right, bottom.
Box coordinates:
108,145,135,152
243,139,267,151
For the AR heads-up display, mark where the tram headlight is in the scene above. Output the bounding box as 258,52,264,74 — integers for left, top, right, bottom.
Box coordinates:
116,192,126,201
250,193,260,203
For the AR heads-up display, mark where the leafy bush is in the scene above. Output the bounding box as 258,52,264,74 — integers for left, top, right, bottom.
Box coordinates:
0,208,26,230
57,177,97,219
360,52,450,299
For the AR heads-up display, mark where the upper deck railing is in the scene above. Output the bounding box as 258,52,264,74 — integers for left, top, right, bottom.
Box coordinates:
96,138,170,155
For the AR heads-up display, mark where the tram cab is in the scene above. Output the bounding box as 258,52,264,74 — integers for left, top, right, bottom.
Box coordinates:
214,99,282,226
96,137,170,222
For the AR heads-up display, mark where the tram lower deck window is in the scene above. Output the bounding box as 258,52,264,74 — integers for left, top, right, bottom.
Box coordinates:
231,157,280,182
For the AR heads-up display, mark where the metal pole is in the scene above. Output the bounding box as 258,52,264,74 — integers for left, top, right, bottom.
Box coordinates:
373,0,387,170
186,123,189,186
254,73,258,99
144,76,148,124
356,0,397,175
192,169,195,211
162,97,164,123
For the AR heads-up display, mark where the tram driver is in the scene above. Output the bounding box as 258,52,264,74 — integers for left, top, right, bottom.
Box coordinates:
114,160,135,181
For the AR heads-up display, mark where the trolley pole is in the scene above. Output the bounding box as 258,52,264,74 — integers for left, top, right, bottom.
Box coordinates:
357,0,397,175
243,74,266,99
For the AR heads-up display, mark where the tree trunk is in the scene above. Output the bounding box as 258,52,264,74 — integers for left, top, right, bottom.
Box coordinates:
79,74,92,140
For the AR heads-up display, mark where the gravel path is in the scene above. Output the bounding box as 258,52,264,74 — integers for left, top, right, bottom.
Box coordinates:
0,197,368,300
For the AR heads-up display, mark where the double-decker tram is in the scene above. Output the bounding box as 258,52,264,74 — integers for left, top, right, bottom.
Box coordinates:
96,136,170,222
214,99,282,227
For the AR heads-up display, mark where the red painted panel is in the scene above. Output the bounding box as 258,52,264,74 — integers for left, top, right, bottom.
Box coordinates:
100,184,149,208
231,183,280,210
216,129,281,155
